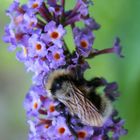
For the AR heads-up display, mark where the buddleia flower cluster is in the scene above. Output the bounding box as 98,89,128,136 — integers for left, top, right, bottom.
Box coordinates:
3,0,127,139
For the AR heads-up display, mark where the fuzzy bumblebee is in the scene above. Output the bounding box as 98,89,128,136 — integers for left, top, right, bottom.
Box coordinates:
45,69,113,127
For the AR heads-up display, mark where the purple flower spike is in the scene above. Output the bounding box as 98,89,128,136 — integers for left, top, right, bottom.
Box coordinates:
3,0,127,140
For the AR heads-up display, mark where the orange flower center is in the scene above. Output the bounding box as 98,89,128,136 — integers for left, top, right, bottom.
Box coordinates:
33,102,38,109
53,53,60,60
15,33,23,41
45,124,49,129
49,105,55,112
41,56,47,61
36,43,42,50
80,40,88,48
77,131,87,139
55,7,60,12
50,31,59,39
32,3,39,9
58,127,65,134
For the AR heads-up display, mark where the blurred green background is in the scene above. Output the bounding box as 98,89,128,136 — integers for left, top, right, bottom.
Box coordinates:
0,0,140,140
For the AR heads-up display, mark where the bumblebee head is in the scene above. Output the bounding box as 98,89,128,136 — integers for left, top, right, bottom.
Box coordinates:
45,69,73,99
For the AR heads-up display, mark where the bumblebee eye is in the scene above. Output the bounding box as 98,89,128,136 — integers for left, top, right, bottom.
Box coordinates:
51,81,62,93
55,83,61,89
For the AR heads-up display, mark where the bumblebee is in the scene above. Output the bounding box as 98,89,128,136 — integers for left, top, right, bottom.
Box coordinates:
45,69,112,127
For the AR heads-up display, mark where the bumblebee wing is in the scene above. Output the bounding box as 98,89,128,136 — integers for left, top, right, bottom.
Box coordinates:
67,82,103,127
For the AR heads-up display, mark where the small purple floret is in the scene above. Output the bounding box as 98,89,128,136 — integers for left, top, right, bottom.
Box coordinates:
73,27,94,57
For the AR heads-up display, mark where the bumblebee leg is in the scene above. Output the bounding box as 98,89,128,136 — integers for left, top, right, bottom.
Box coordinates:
87,77,107,90
55,103,78,139
66,114,78,140
55,103,65,113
